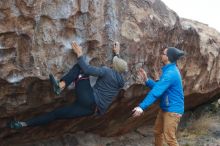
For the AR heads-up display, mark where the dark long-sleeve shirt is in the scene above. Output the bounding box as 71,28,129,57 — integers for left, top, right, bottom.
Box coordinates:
78,56,124,114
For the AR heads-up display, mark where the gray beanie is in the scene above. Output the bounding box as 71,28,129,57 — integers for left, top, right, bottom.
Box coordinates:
167,47,185,63
113,56,128,73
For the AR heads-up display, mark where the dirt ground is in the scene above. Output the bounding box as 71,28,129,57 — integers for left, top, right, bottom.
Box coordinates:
19,99,220,146
75,99,220,146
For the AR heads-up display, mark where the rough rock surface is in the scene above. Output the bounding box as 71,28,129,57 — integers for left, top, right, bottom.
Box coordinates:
0,0,220,145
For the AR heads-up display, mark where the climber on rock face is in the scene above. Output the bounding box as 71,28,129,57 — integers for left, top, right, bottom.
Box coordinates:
8,41,128,129
132,47,185,146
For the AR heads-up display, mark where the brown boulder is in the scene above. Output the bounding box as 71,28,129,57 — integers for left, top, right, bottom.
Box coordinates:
0,0,220,145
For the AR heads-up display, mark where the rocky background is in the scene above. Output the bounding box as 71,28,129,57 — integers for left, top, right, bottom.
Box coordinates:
0,0,220,145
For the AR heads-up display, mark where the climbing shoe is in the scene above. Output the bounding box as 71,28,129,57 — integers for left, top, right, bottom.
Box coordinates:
49,74,61,95
7,120,23,129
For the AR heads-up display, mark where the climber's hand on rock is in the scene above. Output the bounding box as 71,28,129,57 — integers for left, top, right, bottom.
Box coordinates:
71,41,83,57
113,41,120,55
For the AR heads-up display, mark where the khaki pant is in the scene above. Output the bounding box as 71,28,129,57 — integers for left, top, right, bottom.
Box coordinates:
154,110,181,146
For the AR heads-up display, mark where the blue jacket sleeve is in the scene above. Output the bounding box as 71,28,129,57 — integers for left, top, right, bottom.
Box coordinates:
145,78,156,89
77,56,106,77
139,71,173,110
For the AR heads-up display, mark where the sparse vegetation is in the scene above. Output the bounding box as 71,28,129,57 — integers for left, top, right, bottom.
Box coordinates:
178,99,220,146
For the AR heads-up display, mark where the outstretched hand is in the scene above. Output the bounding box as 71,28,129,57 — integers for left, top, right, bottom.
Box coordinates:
136,68,148,84
71,41,83,57
132,106,144,117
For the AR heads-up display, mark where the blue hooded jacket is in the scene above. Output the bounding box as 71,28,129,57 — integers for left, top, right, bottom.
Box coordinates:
139,63,184,114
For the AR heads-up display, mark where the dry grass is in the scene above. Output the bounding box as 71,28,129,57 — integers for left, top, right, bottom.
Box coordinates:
188,115,214,135
178,113,219,139
177,100,220,146
177,113,220,146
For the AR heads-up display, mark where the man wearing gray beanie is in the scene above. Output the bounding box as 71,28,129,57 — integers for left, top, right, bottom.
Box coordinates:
132,47,185,146
167,47,185,63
